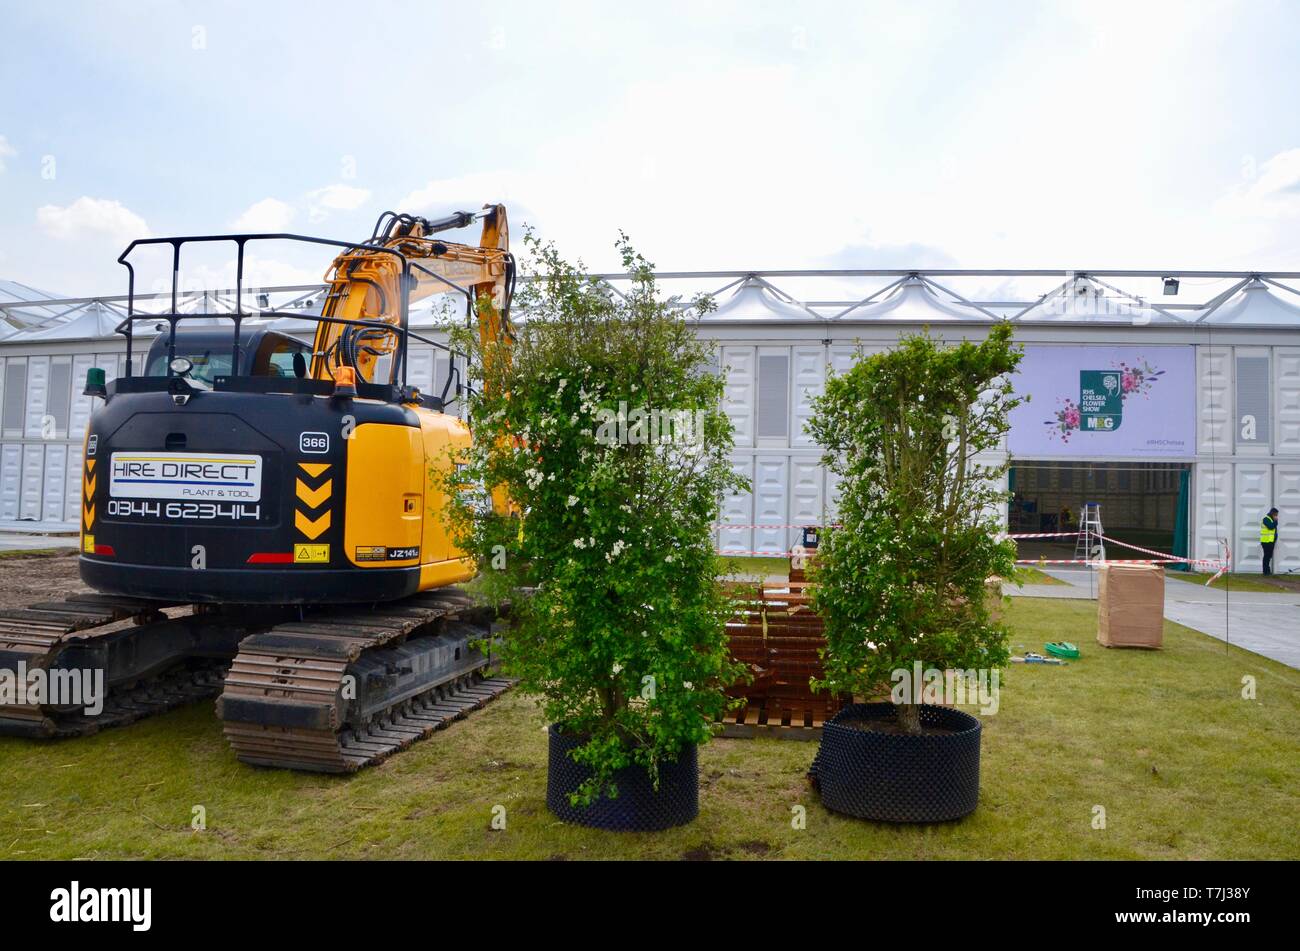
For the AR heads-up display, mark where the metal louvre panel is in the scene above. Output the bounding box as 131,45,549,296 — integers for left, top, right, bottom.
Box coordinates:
20,443,44,520
755,349,790,442
753,455,788,555
1274,465,1300,571
1193,463,1232,566
1197,346,1232,454
0,444,20,519
1,357,25,438
718,453,753,554
1234,351,1271,450
1235,462,1271,569
47,357,72,437
791,345,825,447
23,355,49,439
721,346,755,447
434,354,450,399
1275,347,1300,455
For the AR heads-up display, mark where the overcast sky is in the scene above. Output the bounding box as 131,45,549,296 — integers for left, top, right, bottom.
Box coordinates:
2,0,1299,298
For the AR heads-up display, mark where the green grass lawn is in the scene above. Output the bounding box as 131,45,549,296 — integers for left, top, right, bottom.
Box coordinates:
2,599,1296,860
716,555,791,577
1167,570,1295,593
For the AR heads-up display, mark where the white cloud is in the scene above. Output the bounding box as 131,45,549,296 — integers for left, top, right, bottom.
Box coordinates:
307,183,372,222
1217,149,1300,220
0,135,15,173
36,196,149,245
233,197,296,231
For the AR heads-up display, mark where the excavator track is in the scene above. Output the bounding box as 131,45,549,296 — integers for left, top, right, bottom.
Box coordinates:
0,593,213,738
218,588,512,772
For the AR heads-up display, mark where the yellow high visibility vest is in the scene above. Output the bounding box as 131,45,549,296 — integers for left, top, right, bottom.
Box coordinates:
1260,518,1276,544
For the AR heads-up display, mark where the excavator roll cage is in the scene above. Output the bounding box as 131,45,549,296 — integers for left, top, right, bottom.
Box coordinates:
110,207,515,410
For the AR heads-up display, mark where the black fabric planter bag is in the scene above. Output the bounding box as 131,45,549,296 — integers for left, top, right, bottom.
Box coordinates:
809,702,982,823
546,725,699,831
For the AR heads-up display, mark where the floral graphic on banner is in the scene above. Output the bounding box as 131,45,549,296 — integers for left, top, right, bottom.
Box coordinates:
1046,358,1165,443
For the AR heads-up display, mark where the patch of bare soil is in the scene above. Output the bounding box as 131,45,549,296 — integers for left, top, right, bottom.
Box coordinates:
0,552,89,610
839,717,958,737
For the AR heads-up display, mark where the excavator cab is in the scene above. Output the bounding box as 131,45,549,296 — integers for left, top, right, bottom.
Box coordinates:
79,206,513,606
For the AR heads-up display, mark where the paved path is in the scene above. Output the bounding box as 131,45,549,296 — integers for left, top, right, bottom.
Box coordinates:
1004,567,1300,670
0,530,79,553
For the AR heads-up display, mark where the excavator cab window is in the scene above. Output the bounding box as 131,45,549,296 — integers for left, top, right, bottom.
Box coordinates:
144,329,310,382
251,333,311,378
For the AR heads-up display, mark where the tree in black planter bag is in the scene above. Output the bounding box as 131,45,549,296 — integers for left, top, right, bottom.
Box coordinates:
807,324,1023,822
443,231,745,831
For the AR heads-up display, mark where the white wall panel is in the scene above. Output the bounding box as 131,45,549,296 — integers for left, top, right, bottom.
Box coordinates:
1274,464,1300,572
790,457,824,546
0,444,20,519
20,444,44,520
753,455,789,555
1275,347,1300,456
718,453,754,554
722,346,755,447
1193,463,1232,567
96,354,120,387
1234,462,1271,571
69,354,97,438
42,444,67,522
406,346,435,395
65,444,84,528
791,345,825,447
1197,346,1232,455
829,345,859,378
23,356,49,439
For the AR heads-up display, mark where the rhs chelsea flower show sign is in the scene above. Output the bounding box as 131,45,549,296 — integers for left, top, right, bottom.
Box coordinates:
1007,345,1195,458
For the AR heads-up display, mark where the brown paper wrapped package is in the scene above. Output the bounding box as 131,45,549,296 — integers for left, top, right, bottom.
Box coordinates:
1097,564,1165,649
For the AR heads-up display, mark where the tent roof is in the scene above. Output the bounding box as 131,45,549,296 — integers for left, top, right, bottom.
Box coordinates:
842,275,989,321
1015,277,1180,324
1200,278,1300,325
21,301,125,341
705,276,819,320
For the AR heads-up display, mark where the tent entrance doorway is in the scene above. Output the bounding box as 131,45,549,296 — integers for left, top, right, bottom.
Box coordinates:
1008,461,1192,564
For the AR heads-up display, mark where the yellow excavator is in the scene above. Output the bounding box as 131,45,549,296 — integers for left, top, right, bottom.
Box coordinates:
0,205,515,771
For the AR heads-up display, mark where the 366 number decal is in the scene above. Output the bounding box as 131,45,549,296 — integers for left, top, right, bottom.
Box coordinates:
299,432,330,454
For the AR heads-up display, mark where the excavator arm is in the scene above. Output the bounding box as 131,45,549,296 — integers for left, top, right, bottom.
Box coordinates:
309,203,513,389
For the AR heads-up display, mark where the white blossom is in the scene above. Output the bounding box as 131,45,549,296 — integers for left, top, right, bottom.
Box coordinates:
566,495,579,508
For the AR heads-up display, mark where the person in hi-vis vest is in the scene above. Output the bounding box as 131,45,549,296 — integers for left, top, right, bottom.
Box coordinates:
1260,507,1279,575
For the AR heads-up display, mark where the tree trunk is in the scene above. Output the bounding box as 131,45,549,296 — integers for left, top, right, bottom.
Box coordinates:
896,702,923,735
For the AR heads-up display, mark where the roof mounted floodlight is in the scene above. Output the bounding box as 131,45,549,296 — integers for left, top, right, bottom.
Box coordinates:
1163,277,1180,296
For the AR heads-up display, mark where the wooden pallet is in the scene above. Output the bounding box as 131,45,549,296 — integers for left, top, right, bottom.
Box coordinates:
720,578,841,739
716,703,828,740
